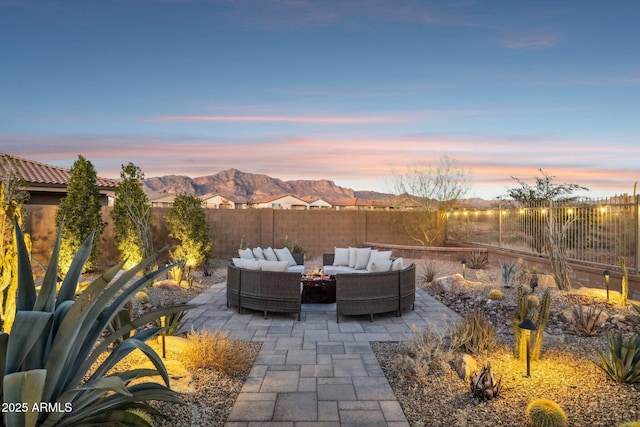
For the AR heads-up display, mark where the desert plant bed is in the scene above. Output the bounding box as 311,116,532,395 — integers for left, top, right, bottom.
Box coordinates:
372,258,640,427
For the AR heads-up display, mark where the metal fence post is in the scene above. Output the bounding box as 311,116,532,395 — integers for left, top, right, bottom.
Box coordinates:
636,194,639,274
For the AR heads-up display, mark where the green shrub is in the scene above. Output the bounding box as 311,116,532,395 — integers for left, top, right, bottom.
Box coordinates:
449,311,497,354
526,398,568,427
396,325,451,381
595,332,640,383
0,218,192,426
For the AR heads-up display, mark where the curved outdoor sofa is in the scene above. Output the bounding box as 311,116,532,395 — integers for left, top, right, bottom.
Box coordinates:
323,253,416,323
227,261,302,320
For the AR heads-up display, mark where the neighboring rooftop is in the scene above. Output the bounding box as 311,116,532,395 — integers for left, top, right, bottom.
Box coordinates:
0,152,119,205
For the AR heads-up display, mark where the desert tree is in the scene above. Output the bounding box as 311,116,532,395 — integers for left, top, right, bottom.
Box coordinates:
392,154,471,246
165,193,212,284
0,154,30,332
55,155,106,274
506,169,588,290
111,162,153,271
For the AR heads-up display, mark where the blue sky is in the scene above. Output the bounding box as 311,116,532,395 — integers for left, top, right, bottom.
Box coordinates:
1,0,638,199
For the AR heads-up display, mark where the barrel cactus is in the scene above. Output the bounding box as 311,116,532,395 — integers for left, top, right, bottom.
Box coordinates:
488,289,503,301
526,398,568,427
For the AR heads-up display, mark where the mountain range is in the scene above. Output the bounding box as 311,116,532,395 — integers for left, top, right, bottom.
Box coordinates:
143,168,389,201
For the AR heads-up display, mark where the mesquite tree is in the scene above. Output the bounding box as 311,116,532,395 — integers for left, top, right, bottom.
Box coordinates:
111,162,153,270
392,154,470,246
506,169,588,290
55,155,106,274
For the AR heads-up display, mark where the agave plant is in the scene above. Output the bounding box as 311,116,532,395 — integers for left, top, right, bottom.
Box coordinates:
470,362,501,400
595,332,640,384
499,259,516,288
1,219,194,426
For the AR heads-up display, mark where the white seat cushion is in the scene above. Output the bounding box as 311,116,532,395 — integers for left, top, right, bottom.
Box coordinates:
232,257,244,267
242,259,262,270
260,260,290,272
370,260,392,272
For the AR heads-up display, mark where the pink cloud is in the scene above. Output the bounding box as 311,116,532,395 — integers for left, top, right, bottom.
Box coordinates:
146,114,406,124
1,133,637,199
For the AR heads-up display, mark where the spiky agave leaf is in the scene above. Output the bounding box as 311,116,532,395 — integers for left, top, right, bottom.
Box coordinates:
4,220,190,427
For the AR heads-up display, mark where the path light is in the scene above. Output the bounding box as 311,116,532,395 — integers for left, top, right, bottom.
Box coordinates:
461,260,467,279
603,270,611,301
518,318,538,377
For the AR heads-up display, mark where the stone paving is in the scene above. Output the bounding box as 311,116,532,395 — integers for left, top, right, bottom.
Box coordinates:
183,282,460,426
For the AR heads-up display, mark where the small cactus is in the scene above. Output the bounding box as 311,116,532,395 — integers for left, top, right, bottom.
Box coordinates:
526,398,568,427
135,291,149,304
488,289,503,300
527,295,540,309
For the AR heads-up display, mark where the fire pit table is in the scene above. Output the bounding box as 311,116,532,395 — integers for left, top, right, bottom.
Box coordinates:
301,275,336,304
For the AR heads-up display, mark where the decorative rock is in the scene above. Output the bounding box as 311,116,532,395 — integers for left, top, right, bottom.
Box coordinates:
536,274,557,288
453,353,478,381
435,274,466,293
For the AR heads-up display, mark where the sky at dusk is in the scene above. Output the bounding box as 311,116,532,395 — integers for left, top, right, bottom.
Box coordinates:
1,0,639,199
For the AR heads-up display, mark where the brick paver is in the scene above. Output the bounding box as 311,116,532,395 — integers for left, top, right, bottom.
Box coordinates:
184,282,459,426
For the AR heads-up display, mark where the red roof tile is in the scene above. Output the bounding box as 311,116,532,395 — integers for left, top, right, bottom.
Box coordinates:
0,153,118,189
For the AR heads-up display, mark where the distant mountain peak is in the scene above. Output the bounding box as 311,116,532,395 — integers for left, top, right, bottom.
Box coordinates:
143,169,388,201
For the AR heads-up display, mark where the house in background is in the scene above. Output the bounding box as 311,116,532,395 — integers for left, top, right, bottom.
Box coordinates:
0,152,118,206
147,192,177,208
200,193,247,209
249,194,309,210
300,196,332,209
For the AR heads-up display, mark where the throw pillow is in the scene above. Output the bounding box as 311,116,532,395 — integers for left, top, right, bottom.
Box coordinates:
242,259,262,270
348,247,357,268
274,247,297,267
253,247,266,260
354,247,372,270
370,260,392,272
366,250,392,271
238,248,254,260
260,260,290,272
333,247,350,266
263,247,278,262
391,257,404,271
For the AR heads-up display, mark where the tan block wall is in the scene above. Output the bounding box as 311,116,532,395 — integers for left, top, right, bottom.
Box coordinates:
23,206,428,265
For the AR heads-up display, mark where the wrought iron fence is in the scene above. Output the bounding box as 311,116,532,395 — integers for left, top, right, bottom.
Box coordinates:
446,196,639,273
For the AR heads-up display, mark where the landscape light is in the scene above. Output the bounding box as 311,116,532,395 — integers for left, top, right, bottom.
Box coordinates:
518,318,538,377
461,259,467,278
603,270,611,301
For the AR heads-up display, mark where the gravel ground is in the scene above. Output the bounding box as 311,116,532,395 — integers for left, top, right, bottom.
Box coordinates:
372,258,640,427
105,257,640,426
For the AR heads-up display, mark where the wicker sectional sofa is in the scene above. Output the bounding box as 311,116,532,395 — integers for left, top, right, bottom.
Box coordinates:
323,253,416,322
227,261,302,320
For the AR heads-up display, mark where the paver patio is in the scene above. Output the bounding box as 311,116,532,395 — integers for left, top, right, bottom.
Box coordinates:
183,281,460,426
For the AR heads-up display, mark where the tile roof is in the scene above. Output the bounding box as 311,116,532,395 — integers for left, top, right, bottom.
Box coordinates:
0,153,119,189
